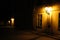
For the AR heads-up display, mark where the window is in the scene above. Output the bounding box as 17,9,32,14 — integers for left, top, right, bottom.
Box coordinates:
38,14,42,29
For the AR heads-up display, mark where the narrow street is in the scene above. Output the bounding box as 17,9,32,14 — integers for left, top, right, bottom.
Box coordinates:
0,29,59,40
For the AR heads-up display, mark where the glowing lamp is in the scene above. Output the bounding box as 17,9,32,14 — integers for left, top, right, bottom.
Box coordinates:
45,7,52,15
11,18,14,25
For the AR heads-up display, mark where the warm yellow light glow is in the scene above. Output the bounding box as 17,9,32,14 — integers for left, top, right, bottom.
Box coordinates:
33,4,60,33
41,5,59,33
45,7,52,14
11,18,14,25
8,20,10,24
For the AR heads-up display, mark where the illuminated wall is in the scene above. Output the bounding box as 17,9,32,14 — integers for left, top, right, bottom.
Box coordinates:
33,4,60,34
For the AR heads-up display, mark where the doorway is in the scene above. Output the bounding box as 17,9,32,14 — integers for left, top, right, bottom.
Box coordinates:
44,15,52,34
36,14,42,32
58,13,60,31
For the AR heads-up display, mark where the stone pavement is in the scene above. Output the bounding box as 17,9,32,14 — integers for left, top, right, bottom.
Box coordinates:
5,30,58,40
0,30,59,40
35,36,56,40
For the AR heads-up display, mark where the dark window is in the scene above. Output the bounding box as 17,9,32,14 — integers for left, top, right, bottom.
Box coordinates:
38,14,42,29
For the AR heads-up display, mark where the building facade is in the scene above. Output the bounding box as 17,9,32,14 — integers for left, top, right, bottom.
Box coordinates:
33,3,60,34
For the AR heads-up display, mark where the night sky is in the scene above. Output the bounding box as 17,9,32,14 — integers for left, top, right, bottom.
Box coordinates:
15,0,34,29
0,0,15,21
0,0,60,29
